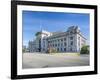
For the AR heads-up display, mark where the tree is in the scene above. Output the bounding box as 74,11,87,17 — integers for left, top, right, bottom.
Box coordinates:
46,48,58,54
80,45,89,54
35,32,41,36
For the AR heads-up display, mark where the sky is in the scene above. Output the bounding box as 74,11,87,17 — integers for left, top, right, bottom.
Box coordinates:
22,11,90,47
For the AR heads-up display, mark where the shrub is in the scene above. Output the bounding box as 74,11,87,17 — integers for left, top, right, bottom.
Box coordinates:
35,32,41,36
51,48,57,53
80,45,89,54
47,48,58,53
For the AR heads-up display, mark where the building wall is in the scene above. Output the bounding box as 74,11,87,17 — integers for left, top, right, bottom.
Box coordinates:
40,30,51,52
42,33,79,52
28,26,86,53
28,41,35,52
76,33,86,52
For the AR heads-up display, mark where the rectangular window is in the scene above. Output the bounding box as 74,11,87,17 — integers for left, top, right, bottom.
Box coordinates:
70,41,73,45
64,42,67,46
64,48,66,51
53,44,54,47
70,37,73,40
61,43,63,46
64,38,66,41
61,48,62,51
61,39,63,42
48,41,50,43
55,44,57,47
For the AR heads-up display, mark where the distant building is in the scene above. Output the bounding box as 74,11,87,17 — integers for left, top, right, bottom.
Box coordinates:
28,26,86,53
22,45,28,53
28,41,36,52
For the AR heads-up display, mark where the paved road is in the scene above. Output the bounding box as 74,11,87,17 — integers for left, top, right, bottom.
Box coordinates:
22,53,89,69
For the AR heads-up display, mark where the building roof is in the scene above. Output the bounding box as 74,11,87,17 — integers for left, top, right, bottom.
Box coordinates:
47,26,86,40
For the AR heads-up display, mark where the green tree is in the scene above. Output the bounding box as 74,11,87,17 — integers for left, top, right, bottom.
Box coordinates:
22,48,26,53
35,32,41,36
80,45,89,54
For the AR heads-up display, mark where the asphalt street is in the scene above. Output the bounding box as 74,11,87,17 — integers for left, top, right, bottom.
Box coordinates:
22,53,89,69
